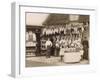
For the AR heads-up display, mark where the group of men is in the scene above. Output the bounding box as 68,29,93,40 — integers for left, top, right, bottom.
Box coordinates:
45,35,82,59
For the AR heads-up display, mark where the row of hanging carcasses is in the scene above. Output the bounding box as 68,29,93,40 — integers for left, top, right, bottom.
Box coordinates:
41,23,85,36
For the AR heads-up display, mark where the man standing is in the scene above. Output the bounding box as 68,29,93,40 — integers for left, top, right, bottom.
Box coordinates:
35,29,41,56
82,37,89,60
45,38,52,58
55,39,60,57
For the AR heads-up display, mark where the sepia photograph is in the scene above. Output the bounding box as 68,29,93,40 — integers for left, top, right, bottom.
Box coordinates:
25,12,89,67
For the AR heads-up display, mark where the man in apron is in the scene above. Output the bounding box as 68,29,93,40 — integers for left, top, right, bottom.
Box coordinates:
45,38,52,58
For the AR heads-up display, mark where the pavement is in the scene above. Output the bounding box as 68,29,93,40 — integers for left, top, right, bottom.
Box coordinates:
25,56,89,67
